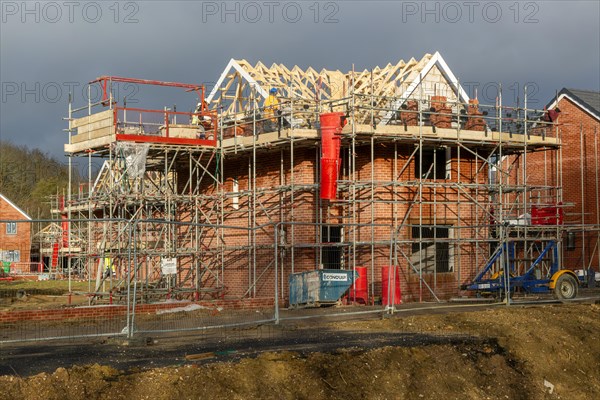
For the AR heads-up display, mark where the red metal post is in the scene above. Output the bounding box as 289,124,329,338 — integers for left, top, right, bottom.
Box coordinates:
165,110,169,138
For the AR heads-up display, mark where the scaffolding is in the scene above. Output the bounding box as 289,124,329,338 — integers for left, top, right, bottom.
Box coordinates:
55,54,599,304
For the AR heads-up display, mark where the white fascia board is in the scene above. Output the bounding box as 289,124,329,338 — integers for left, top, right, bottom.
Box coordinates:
548,93,600,122
206,59,268,104
206,58,236,104
434,51,470,103
0,193,31,220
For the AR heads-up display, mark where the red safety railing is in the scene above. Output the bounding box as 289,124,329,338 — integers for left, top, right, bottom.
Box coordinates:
91,76,206,110
87,75,218,147
113,107,218,147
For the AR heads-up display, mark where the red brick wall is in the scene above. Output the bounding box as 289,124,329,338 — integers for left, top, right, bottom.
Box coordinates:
0,298,274,324
214,143,488,303
0,196,31,264
526,97,600,271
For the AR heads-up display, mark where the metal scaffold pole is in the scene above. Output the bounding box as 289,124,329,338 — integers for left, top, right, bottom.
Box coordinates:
580,123,586,268
596,126,600,271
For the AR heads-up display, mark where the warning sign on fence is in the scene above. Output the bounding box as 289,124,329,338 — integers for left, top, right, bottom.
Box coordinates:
161,258,177,275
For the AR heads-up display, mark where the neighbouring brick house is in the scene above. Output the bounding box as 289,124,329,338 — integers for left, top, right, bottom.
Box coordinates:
0,193,32,270
525,89,600,272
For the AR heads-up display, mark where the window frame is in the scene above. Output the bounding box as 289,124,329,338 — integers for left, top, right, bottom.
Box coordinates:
321,225,344,270
414,147,451,180
232,177,239,210
6,222,17,235
410,225,454,274
2,250,20,262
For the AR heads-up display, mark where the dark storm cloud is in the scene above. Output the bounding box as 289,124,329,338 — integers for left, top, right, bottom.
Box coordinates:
1,1,599,161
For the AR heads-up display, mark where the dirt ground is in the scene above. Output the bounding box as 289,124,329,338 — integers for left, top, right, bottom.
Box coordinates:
0,277,159,311
0,280,92,310
0,302,598,400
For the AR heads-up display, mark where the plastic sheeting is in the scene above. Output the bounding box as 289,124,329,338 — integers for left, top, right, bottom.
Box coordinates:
115,142,149,180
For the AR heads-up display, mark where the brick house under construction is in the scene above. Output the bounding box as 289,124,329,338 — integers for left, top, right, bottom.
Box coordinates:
61,52,564,304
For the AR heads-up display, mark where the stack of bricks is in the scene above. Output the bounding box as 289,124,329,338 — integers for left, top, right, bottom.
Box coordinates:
429,96,452,129
400,100,419,126
223,125,246,138
464,99,486,131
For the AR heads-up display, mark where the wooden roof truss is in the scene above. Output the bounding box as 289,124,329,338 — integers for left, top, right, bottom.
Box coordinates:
206,52,470,126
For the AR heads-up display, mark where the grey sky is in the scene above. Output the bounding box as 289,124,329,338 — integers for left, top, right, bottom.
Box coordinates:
1,0,599,162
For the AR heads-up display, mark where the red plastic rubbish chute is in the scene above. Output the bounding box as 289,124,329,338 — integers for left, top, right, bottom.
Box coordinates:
320,112,347,200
